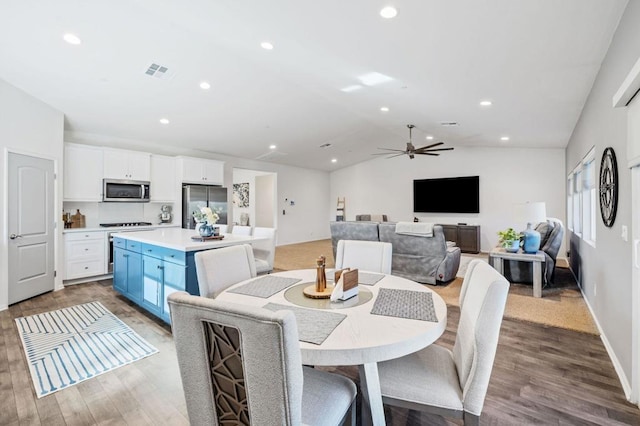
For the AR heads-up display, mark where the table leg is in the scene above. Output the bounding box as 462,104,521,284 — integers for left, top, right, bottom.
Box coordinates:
358,363,386,426
533,260,542,298
492,257,504,274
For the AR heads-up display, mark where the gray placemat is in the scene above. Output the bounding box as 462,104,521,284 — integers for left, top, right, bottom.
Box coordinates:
358,272,385,286
370,288,437,322
228,276,301,298
263,303,347,345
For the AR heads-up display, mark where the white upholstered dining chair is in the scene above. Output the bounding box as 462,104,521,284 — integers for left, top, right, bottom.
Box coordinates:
194,244,256,298
252,226,276,274
377,259,509,425
215,224,228,234
231,225,252,236
334,240,392,274
168,292,357,425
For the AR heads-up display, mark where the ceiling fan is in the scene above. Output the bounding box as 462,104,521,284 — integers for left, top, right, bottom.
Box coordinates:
374,124,454,159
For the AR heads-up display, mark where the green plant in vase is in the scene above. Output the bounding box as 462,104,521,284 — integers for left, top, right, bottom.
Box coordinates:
497,227,522,253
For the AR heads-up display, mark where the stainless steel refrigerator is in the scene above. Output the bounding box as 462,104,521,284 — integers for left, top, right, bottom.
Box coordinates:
182,184,228,229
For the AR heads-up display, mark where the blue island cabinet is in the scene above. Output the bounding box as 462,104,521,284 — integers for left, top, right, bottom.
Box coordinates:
113,237,199,323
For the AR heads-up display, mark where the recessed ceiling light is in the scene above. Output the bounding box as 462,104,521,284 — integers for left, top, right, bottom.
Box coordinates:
357,72,394,86
500,136,510,141
269,144,277,149
261,41,274,50
380,6,398,19
380,107,389,112
341,85,363,93
331,159,337,163
63,33,81,45
426,136,434,140
480,100,492,106
159,118,170,125
200,81,211,90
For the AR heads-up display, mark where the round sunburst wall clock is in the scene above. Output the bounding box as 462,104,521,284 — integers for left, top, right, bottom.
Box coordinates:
599,147,618,228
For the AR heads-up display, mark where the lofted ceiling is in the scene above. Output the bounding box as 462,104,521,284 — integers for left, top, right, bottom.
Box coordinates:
0,0,628,171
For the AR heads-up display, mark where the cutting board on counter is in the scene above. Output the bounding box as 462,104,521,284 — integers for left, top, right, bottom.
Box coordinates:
71,209,86,228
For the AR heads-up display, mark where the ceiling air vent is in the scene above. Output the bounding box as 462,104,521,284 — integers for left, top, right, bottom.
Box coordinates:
440,122,459,127
145,63,174,80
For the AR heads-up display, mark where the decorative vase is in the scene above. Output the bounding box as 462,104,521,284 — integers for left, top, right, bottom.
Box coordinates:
522,223,541,253
198,223,214,237
504,240,520,253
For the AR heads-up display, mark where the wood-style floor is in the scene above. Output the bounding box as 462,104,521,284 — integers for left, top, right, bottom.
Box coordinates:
2,280,640,425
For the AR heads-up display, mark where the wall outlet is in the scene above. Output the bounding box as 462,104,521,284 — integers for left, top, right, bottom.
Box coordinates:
622,225,628,241
594,282,597,297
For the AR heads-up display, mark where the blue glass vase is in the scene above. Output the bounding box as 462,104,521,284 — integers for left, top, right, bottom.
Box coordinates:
198,223,214,237
522,223,541,253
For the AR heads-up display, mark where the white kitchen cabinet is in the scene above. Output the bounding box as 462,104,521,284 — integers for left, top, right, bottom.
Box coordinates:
103,148,151,181
64,231,107,280
64,143,104,201
178,156,224,185
150,154,177,202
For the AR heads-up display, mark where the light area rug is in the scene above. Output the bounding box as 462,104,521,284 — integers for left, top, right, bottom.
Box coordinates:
276,241,598,334
15,301,158,398
434,255,598,335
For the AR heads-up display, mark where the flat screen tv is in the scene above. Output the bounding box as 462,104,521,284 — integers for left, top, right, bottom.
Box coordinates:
413,176,480,213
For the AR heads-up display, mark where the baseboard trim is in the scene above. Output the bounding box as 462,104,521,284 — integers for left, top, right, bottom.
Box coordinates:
579,279,633,401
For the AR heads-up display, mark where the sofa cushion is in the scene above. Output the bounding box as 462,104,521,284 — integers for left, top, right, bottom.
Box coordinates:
329,221,380,258
535,220,555,249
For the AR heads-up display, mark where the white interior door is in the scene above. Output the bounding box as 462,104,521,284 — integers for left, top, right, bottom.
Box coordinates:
8,152,55,304
255,174,276,227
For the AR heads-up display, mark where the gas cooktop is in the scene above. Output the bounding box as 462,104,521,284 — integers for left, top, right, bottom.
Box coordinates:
99,222,153,227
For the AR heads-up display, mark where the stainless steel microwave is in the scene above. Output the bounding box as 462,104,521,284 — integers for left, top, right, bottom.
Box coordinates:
103,179,150,202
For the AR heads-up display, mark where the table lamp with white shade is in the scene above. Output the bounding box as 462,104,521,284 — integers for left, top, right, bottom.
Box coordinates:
515,202,547,253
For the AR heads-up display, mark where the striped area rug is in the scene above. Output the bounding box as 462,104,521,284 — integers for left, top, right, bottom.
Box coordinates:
15,301,158,398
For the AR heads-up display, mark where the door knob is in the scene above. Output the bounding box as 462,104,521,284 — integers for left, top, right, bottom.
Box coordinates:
9,234,22,240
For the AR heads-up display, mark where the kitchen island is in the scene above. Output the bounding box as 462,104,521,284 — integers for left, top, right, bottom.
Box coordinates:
112,228,265,323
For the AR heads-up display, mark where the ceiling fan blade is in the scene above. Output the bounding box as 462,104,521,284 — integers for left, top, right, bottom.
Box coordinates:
386,153,407,159
414,152,440,156
376,147,406,152
414,142,444,151
415,147,455,153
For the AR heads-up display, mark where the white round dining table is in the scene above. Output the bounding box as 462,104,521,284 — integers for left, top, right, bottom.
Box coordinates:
216,269,448,426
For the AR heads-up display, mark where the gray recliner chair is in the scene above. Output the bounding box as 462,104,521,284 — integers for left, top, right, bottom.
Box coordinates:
503,218,564,286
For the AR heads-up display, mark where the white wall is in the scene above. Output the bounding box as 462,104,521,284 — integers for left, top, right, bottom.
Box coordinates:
565,0,640,394
330,146,566,253
0,79,64,310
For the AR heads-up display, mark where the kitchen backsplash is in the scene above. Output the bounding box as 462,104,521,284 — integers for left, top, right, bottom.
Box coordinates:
62,202,176,228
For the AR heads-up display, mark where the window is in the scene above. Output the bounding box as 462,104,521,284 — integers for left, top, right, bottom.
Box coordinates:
582,149,596,245
573,166,582,236
567,175,573,231
569,147,596,245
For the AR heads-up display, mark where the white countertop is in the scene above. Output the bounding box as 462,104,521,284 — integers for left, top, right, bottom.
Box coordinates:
63,224,179,233
111,227,264,252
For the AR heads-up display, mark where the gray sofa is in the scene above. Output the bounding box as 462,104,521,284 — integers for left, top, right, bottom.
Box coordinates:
329,221,461,285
